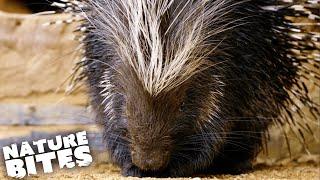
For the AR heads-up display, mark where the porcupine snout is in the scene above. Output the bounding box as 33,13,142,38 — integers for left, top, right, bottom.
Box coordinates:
131,146,170,170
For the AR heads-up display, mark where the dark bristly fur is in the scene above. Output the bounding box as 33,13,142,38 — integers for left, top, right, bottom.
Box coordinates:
49,0,319,177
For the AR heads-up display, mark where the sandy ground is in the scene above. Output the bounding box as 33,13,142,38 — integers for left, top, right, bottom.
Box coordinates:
0,162,318,180
0,125,319,179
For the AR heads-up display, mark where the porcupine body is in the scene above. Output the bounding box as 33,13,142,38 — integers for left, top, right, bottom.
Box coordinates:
52,0,319,177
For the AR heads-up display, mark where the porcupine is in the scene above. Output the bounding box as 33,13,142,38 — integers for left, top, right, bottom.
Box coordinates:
48,0,319,177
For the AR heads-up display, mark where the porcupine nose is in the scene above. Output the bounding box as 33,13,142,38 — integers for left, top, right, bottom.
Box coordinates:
131,149,169,170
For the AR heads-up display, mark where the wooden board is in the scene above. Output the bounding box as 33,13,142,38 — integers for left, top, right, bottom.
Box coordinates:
0,104,94,125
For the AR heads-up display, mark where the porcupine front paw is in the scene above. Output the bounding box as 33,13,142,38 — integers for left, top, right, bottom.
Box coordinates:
225,160,253,175
210,160,253,175
121,164,144,177
121,164,171,177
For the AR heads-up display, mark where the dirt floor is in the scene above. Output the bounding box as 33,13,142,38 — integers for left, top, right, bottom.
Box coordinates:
0,162,318,180
0,160,320,180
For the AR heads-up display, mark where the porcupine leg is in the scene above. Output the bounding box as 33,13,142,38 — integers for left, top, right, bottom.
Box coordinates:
208,130,263,174
102,127,143,177
103,133,144,176
210,147,255,175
